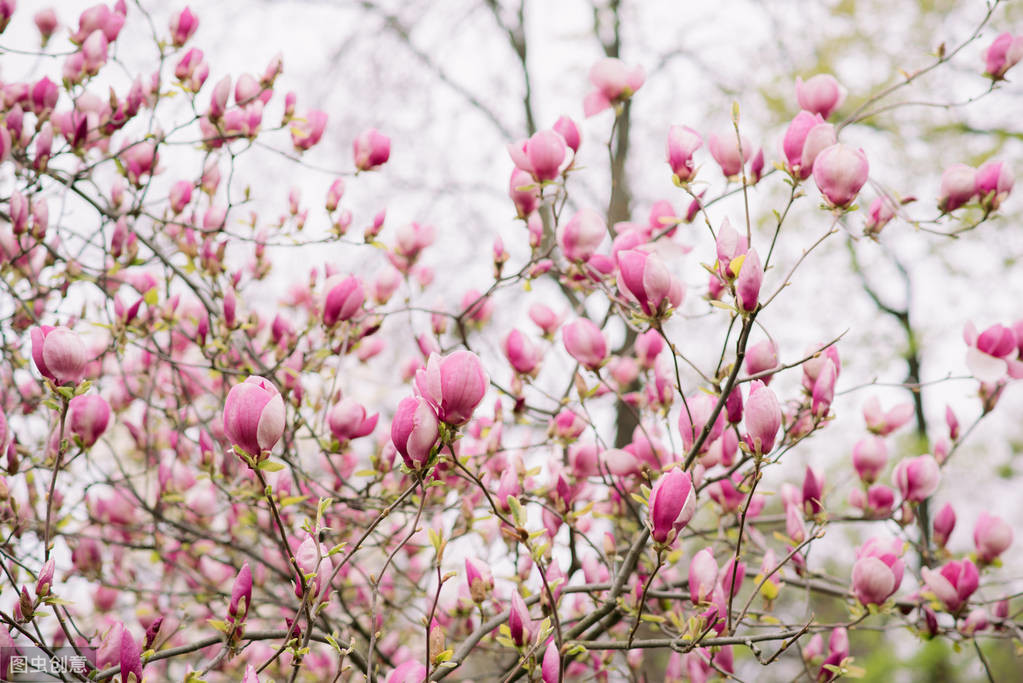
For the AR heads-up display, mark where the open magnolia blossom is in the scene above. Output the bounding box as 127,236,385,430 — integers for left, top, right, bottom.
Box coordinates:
1,3,1022,682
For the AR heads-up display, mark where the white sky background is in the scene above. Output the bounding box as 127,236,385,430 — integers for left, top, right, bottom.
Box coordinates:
4,0,1023,678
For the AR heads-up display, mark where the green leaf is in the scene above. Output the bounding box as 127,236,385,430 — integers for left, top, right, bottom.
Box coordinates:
257,459,286,472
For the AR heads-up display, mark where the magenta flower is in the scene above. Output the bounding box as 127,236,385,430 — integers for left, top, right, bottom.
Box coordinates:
892,454,940,503
666,125,703,183
119,626,143,683
169,6,199,46
321,275,365,326
465,556,494,603
503,329,543,376
963,321,1023,383
744,380,780,455
861,397,913,437
734,248,763,312
228,562,252,624
508,590,533,647
69,395,111,448
921,558,979,613
553,114,581,152
983,32,1023,80
414,350,488,427
689,548,719,604
557,208,606,262
507,129,566,182
31,326,88,385
851,436,888,484
974,160,1014,211
222,376,286,457
648,468,696,544
707,132,752,177
391,396,440,469
813,143,868,208
679,393,725,454
938,163,977,213
973,511,1013,563
353,128,391,171
562,318,607,371
616,249,682,316
327,398,378,443
291,110,328,151
508,168,539,219
933,502,956,548
795,74,846,119
583,57,645,117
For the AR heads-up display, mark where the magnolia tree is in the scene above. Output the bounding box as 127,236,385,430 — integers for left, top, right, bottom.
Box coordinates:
1,1,1023,681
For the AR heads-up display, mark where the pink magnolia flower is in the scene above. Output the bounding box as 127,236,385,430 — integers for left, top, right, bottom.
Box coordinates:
862,396,914,436
983,32,1023,80
391,395,440,469
938,163,977,212
892,454,940,503
541,640,560,683
973,512,1013,563
863,196,896,237
508,168,539,219
387,661,427,683
648,468,696,544
508,590,533,646
120,626,143,683
795,74,846,119
634,329,664,369
851,436,887,484
503,329,543,376
666,125,703,183
120,142,158,186
465,556,494,603
508,129,567,182
583,57,645,117
714,218,748,279
557,208,606,262
328,398,378,443
414,350,488,426
31,326,88,385
689,548,719,604
562,318,607,371
921,558,979,612
227,562,252,624
933,502,956,548
744,380,780,455
745,339,780,383
813,143,869,208
974,160,1014,211
781,112,835,179
321,275,365,326
35,9,59,44
553,114,581,152
223,377,286,457
169,6,199,46
69,395,111,448
734,248,763,312
678,393,725,454
811,358,837,417
851,537,904,606
353,128,390,171
707,132,752,177
802,466,825,516
30,77,59,115
291,110,328,151
616,249,682,316
528,303,563,337
963,321,1023,383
